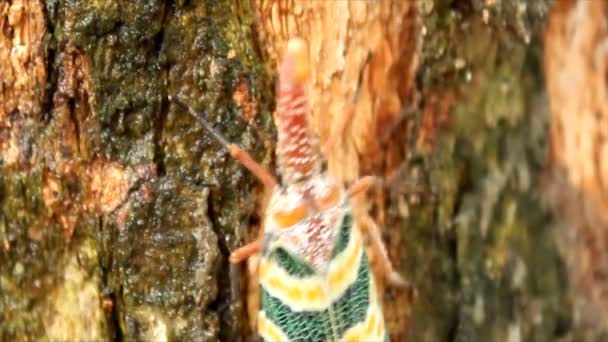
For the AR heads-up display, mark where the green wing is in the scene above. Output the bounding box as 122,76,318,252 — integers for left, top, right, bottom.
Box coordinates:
260,213,384,341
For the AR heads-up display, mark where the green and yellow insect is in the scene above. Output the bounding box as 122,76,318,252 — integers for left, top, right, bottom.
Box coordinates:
173,38,403,341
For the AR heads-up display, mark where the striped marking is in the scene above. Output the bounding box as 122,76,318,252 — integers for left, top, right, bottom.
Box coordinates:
341,273,386,341
259,211,387,341
258,248,386,341
275,86,320,183
341,308,384,342
259,223,364,311
258,311,289,342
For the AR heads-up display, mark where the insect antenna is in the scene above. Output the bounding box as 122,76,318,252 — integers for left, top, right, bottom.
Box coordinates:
171,96,231,146
170,96,278,189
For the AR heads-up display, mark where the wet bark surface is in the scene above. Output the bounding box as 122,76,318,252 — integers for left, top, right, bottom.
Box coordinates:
1,0,605,341
1,1,273,340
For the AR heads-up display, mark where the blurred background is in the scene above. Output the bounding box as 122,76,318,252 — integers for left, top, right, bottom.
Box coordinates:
1,0,606,340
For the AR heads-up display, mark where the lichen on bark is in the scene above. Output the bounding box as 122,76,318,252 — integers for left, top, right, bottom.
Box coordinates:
407,0,570,340
2,0,273,340
3,0,602,341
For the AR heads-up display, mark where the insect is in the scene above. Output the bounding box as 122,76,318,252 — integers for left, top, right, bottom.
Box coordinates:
172,38,404,341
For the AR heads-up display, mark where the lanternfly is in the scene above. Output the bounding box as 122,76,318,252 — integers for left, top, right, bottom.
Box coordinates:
171,38,405,341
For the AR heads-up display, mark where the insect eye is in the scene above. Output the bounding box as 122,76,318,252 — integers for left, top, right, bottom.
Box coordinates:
273,205,307,228
316,185,340,210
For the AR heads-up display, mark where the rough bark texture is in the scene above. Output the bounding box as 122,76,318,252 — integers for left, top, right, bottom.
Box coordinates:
1,1,273,340
408,1,571,340
0,0,603,341
0,0,47,118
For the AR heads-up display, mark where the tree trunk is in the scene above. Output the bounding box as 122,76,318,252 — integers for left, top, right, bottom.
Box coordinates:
544,0,608,338
1,0,604,341
1,1,272,340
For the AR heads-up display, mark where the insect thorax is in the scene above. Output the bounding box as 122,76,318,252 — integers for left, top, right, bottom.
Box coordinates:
255,38,386,342
263,174,345,271
258,178,386,341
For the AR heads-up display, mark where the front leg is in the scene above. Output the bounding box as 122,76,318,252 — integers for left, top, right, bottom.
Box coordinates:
229,238,262,264
349,176,409,288
229,235,264,335
346,175,379,198
358,213,408,288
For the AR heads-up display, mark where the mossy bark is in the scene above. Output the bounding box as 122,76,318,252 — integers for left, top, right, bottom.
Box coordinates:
406,0,574,340
0,0,602,341
1,1,272,340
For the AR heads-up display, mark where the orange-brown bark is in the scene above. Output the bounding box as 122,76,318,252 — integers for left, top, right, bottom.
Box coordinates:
0,0,46,118
544,0,608,336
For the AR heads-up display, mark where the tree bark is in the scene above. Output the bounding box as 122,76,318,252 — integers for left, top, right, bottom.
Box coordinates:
1,1,272,340
544,0,608,338
1,0,603,341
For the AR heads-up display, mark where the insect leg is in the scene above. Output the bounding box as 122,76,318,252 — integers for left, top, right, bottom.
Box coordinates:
347,175,379,198
348,175,408,287
358,213,409,288
229,238,262,264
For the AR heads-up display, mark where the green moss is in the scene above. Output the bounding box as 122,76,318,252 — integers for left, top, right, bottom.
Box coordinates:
1,156,54,339
43,239,109,341
397,0,572,340
160,2,274,338
3,0,273,339
108,180,220,340
0,154,109,340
